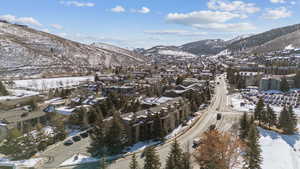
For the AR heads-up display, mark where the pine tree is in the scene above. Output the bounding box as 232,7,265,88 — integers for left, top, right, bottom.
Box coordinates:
244,125,262,169
129,153,140,169
105,114,128,154
254,98,265,124
0,81,9,96
266,105,277,128
285,105,297,134
89,120,106,156
143,147,161,169
280,77,290,93
239,112,249,140
165,139,184,169
278,106,289,130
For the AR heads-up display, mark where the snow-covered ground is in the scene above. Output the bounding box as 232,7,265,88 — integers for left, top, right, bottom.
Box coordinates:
259,127,300,169
230,93,300,115
165,115,198,139
13,76,94,90
0,89,39,101
0,158,44,168
158,50,197,58
60,154,99,167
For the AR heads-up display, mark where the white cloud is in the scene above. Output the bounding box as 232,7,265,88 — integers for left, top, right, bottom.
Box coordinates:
137,7,151,14
270,0,286,3
131,7,151,14
111,5,126,13
166,10,245,26
207,0,260,14
290,1,296,5
263,7,292,19
193,22,256,32
60,1,95,7
50,24,63,30
144,30,207,36
0,14,42,26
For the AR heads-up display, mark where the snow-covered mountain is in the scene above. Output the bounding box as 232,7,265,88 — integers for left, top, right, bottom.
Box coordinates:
0,21,145,77
180,39,228,56
140,45,197,58
91,42,145,62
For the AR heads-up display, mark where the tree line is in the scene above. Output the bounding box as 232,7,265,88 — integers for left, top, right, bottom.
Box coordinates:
253,97,297,134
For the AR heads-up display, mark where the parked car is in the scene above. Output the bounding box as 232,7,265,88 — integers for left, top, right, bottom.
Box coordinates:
209,124,216,131
64,140,73,146
216,113,222,120
80,132,89,138
72,136,81,142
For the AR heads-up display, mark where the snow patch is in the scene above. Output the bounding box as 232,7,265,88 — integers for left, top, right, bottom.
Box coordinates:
60,154,99,167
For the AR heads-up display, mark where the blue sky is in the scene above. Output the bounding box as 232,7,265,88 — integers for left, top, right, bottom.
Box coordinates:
0,0,300,48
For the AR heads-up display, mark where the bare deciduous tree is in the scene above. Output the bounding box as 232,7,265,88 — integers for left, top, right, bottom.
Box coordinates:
193,129,245,169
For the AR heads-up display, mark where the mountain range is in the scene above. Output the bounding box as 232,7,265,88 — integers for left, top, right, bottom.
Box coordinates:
1,21,300,77
141,23,300,57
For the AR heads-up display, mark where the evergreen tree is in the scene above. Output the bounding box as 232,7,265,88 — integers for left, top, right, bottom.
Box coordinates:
165,139,184,169
244,125,262,169
105,114,128,154
285,105,297,134
182,152,192,169
0,81,9,96
143,147,161,169
280,77,290,93
129,153,140,169
266,105,277,128
254,98,265,124
239,112,249,140
278,106,289,131
89,120,106,156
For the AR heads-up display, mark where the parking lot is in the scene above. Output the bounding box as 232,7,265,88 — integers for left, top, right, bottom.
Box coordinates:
241,89,300,108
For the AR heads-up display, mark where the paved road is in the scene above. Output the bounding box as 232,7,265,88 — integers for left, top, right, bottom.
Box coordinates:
43,74,242,169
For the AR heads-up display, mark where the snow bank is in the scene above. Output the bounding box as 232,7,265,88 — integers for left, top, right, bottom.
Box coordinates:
60,154,99,167
125,140,161,154
0,89,39,101
259,127,300,169
13,76,94,90
0,158,44,168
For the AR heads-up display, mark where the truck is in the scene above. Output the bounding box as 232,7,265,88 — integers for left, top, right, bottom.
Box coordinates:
192,137,202,148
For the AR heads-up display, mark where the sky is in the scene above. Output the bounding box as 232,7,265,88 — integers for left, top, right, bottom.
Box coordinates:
0,0,300,49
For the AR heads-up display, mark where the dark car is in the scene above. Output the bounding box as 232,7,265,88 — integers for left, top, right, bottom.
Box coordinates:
216,113,222,120
209,124,216,131
80,132,89,138
64,140,73,146
72,135,81,142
